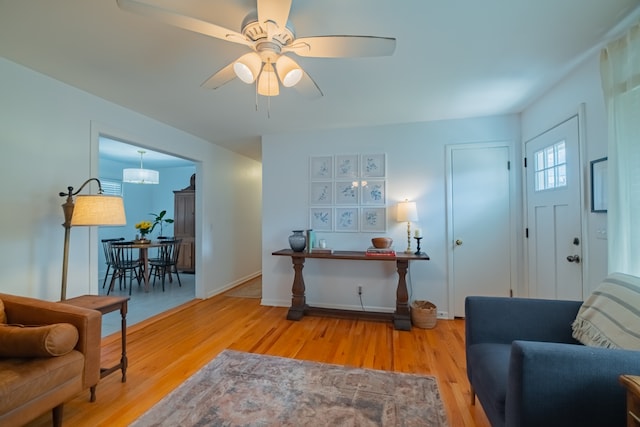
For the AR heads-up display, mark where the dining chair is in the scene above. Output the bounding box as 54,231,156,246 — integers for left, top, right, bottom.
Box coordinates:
148,236,174,264
107,241,142,295
101,238,125,289
149,239,182,291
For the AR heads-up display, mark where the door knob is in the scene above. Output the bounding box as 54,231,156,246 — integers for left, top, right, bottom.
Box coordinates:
455,239,463,246
566,255,580,263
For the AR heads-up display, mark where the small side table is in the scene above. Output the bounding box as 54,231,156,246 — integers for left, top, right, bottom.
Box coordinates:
61,294,129,402
620,375,640,426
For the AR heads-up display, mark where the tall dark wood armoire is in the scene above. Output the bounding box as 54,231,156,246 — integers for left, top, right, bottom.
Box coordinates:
174,174,195,272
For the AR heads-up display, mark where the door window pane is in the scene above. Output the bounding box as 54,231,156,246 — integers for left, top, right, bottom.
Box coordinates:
534,141,567,191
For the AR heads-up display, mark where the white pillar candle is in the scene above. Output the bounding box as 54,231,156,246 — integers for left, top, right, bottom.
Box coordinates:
414,228,422,238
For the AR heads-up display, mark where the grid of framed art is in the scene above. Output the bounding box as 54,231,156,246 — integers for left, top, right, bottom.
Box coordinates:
309,154,387,232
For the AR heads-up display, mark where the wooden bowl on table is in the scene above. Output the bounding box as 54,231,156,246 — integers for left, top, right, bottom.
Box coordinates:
371,237,393,249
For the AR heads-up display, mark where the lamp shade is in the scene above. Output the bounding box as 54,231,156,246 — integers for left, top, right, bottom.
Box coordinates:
71,195,127,226
122,168,159,184
275,55,303,87
257,64,280,96
234,52,262,84
396,200,418,222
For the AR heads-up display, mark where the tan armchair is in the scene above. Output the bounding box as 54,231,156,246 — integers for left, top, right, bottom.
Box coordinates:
0,293,101,427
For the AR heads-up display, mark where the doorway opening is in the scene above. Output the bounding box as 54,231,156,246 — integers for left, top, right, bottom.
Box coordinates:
98,136,197,336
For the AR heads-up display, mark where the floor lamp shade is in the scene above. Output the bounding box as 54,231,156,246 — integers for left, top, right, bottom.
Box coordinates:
71,195,126,226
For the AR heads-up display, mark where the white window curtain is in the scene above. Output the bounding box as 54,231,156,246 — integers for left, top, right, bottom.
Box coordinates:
600,21,640,277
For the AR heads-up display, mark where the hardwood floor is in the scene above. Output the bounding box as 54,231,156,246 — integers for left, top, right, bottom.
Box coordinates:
26,289,490,427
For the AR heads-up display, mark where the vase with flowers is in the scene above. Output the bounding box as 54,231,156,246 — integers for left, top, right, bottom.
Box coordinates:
135,220,153,243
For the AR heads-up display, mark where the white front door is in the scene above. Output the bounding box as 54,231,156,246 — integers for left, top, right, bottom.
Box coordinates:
525,115,583,300
448,143,513,317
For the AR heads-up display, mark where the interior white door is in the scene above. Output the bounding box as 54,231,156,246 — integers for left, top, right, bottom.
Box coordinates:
450,144,512,317
525,115,583,300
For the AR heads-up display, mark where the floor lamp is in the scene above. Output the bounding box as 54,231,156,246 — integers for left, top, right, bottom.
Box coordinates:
396,200,418,254
59,178,127,301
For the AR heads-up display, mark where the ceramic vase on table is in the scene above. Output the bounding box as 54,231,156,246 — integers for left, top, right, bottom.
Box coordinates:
288,230,306,252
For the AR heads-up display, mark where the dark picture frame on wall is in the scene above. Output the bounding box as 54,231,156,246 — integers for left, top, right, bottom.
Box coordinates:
590,157,608,213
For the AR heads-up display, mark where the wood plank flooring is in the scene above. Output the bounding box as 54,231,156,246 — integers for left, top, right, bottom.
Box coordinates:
25,288,490,427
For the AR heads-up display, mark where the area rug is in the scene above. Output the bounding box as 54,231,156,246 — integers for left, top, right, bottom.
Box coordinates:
225,279,262,299
131,350,449,426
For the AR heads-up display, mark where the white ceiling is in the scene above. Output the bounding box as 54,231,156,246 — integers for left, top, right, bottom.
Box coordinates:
2,0,639,162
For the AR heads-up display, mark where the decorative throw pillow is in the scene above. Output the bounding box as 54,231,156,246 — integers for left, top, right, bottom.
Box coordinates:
0,299,5,324
571,272,640,350
0,323,79,357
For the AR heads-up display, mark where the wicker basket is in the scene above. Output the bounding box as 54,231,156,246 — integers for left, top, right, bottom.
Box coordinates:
411,300,437,329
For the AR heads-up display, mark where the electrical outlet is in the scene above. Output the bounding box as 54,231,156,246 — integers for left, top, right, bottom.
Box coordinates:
437,311,448,319
357,285,363,296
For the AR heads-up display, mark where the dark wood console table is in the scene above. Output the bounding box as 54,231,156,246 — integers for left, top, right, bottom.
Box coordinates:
272,249,430,331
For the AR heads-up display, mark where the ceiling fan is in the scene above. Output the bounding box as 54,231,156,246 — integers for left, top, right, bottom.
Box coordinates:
116,0,396,98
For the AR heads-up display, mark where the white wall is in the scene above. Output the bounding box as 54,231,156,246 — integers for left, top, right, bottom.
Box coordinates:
521,53,608,296
262,116,521,315
0,57,262,301
1,47,609,307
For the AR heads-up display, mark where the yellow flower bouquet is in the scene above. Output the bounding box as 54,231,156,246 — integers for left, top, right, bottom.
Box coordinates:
135,220,153,238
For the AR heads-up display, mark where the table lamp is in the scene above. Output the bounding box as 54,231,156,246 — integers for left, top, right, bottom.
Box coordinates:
396,200,418,254
59,178,127,300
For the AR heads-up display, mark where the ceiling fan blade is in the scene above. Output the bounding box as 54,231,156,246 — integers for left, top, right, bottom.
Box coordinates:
201,61,237,90
284,35,396,58
293,71,323,99
117,0,251,47
257,0,292,33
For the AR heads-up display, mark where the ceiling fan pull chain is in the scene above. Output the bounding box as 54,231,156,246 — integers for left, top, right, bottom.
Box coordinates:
267,58,272,118
255,80,258,111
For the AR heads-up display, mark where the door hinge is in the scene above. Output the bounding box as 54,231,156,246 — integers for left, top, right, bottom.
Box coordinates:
524,157,527,168
507,160,511,170
525,228,529,238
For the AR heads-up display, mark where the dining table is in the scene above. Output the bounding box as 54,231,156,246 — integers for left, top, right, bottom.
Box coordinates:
123,241,165,292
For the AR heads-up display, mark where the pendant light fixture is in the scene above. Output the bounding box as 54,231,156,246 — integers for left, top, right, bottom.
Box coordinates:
123,150,159,184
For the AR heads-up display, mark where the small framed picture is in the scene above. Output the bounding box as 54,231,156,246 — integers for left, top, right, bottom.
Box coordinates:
590,157,608,213
335,207,359,232
361,180,386,205
310,156,333,180
335,181,359,205
310,208,333,231
335,154,359,179
361,153,386,178
310,182,333,205
361,207,387,232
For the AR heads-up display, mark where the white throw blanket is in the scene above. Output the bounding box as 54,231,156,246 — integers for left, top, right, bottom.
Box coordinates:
572,272,640,350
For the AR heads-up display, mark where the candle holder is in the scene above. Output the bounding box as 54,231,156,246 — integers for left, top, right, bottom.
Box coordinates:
414,237,423,255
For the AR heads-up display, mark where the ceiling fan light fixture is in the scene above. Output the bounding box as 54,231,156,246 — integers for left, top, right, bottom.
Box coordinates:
257,64,280,96
118,0,396,101
233,52,262,84
275,55,303,87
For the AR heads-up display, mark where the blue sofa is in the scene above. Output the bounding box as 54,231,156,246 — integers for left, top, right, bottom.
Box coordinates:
465,296,640,427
